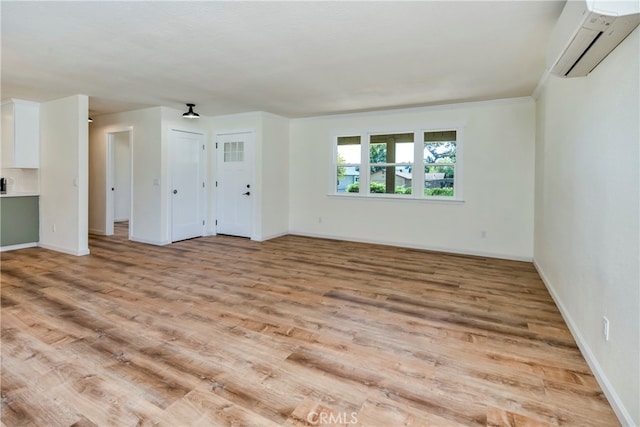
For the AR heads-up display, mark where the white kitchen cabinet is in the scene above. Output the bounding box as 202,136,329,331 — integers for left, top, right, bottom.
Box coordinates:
1,99,40,168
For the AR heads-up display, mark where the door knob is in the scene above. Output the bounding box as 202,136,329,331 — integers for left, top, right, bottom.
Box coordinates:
243,191,250,196
173,189,178,194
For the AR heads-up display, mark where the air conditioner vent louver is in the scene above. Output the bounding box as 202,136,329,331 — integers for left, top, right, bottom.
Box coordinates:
564,30,603,76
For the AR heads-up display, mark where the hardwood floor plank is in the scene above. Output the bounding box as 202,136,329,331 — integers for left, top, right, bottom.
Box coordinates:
0,233,620,426
354,395,468,427
159,388,283,427
486,406,553,427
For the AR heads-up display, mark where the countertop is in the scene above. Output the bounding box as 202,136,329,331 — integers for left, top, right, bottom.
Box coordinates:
0,193,40,198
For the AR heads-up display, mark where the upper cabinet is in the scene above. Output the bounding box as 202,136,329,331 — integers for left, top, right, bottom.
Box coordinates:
1,99,40,168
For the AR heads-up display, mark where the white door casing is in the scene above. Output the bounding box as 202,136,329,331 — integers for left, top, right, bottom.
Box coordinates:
216,132,254,238
170,129,206,242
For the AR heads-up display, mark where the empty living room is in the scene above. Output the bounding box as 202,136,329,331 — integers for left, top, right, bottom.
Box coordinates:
1,1,638,426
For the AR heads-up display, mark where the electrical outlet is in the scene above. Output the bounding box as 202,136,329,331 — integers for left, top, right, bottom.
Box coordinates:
603,316,610,341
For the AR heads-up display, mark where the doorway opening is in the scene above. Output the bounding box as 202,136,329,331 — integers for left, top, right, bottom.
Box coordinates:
106,129,132,239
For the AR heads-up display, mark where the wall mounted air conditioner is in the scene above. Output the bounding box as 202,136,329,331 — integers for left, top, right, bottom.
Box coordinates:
547,0,640,77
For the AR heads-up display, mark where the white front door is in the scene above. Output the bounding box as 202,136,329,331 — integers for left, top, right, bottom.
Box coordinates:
170,129,206,242
216,132,254,238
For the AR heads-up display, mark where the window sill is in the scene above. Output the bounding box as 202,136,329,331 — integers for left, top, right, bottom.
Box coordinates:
328,193,464,204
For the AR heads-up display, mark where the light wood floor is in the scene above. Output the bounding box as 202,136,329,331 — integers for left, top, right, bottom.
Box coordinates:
1,229,618,426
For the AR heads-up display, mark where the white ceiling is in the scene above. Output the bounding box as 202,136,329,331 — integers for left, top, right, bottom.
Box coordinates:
1,1,565,118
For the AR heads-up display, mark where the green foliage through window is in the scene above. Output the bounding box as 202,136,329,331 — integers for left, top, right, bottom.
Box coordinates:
424,188,454,196
336,155,346,181
346,182,415,194
369,144,387,173
346,182,386,193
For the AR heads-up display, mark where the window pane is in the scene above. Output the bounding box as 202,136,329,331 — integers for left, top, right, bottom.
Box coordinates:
370,133,414,164
223,141,234,162
424,141,456,164
369,141,388,165
337,136,361,193
223,141,244,162
424,166,454,197
424,131,456,164
369,166,412,195
424,131,456,197
337,136,361,164
236,142,244,162
337,166,360,193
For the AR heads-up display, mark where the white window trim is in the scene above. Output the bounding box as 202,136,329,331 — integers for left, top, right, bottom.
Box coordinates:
332,127,464,201
333,133,365,195
328,193,465,204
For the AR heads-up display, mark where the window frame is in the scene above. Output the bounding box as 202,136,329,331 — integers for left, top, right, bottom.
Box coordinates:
332,127,464,201
335,135,364,194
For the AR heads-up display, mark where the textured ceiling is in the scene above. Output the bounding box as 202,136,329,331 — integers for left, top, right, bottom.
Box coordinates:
1,1,564,118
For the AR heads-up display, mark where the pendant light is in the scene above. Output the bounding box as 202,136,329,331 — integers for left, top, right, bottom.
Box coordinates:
183,103,200,119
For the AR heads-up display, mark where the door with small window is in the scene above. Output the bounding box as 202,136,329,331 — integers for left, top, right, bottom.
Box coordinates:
216,132,254,238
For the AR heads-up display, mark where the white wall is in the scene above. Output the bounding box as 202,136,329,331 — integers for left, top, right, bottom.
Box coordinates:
113,131,131,222
534,28,639,426
289,98,535,260
89,107,162,243
259,112,290,240
39,94,89,255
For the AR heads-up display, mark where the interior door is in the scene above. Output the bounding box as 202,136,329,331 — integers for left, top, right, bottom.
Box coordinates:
170,129,205,242
216,132,254,238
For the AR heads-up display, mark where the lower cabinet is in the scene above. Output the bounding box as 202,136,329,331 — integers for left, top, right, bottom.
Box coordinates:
0,196,39,248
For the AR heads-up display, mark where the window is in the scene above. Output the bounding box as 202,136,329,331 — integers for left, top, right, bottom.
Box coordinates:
336,136,361,193
224,141,244,162
423,130,457,197
369,133,414,195
334,129,460,199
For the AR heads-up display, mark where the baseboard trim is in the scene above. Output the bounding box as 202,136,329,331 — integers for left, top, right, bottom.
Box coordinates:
38,242,90,256
0,242,38,252
290,231,532,262
88,228,106,236
129,236,170,246
533,259,634,427
253,231,289,242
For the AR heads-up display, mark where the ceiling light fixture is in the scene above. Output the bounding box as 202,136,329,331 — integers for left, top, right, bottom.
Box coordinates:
182,103,200,119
